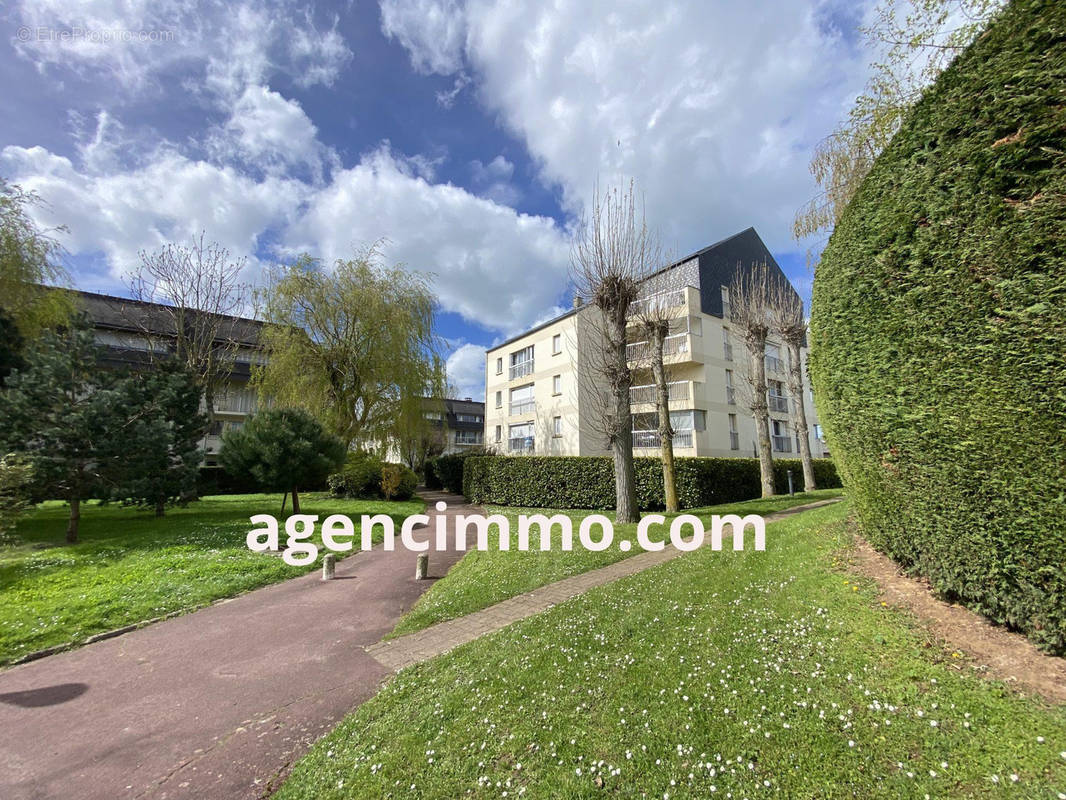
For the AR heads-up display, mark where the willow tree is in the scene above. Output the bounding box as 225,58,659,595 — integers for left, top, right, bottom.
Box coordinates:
631,266,682,513
0,179,72,340
729,263,775,498
769,281,816,491
571,181,658,524
254,248,445,451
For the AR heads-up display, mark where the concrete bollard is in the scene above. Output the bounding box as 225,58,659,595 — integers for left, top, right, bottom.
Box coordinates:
787,469,795,496
415,552,429,580
322,553,336,580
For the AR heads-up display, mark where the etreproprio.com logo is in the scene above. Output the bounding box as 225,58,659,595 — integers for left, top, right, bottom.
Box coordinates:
248,501,766,566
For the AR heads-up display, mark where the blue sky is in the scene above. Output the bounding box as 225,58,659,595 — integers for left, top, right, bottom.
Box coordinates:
1,0,875,399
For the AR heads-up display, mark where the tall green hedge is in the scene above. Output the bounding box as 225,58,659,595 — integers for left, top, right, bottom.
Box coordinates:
809,0,1066,653
462,456,839,510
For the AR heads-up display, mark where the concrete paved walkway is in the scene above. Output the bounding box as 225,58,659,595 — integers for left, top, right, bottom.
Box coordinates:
367,498,841,670
0,490,470,800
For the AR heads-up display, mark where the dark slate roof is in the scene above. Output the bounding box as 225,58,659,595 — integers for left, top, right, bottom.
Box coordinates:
489,227,800,352
422,396,486,431
75,289,264,347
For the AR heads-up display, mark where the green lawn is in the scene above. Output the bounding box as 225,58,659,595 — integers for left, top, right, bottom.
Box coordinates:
0,493,423,665
390,489,843,637
279,501,1066,799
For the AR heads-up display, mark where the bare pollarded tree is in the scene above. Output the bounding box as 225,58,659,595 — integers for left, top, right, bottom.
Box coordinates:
769,282,817,491
570,180,662,524
729,262,775,498
126,233,254,427
630,265,684,513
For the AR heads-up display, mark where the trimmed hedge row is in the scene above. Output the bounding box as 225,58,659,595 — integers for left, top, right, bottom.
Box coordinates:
462,456,839,510
327,451,418,501
809,0,1066,653
427,448,494,494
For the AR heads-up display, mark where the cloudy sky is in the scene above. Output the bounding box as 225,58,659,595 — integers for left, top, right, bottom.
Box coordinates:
1,0,875,399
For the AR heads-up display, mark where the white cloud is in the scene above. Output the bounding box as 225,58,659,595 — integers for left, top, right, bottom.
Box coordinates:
469,154,520,206
446,342,487,401
284,144,570,333
379,0,466,75
0,143,306,283
12,0,352,98
210,85,333,180
379,0,874,253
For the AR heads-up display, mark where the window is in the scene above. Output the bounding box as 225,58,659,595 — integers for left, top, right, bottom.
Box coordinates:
728,413,739,450
423,411,443,421
725,369,736,405
768,380,788,413
721,286,731,317
765,343,784,374
495,425,502,443
509,421,534,452
552,374,562,395
496,357,503,374
814,424,824,441
552,416,562,436
771,419,791,453
509,383,535,416
495,390,502,408
552,334,562,354
510,345,534,379
456,414,482,423
722,327,733,361
455,430,482,445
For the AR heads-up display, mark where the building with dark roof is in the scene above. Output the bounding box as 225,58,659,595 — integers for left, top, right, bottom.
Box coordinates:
484,227,829,458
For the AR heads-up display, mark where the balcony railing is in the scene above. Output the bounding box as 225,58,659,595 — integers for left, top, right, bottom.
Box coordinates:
455,433,482,445
625,333,689,362
628,289,686,316
726,386,736,405
509,360,534,380
768,395,789,414
509,399,536,416
633,430,694,449
729,431,740,450
772,435,792,453
765,355,785,374
629,380,690,405
509,437,534,453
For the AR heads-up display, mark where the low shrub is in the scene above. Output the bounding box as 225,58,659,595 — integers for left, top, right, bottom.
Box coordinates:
328,451,418,501
463,456,839,510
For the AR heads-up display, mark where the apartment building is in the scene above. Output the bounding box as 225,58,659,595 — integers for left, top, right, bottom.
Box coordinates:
78,290,266,465
420,396,486,453
484,227,831,459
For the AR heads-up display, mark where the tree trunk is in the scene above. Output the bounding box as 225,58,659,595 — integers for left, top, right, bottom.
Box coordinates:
66,496,80,543
749,338,775,498
291,486,301,515
612,316,639,523
155,498,166,517
786,340,817,491
280,491,287,514
651,326,678,513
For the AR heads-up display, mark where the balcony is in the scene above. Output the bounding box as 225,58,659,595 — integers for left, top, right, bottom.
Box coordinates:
628,288,686,317
632,429,694,449
765,355,785,374
509,437,534,453
509,399,536,416
625,332,690,363
729,431,740,450
772,435,792,453
455,432,482,446
629,380,691,406
768,395,789,414
509,360,534,380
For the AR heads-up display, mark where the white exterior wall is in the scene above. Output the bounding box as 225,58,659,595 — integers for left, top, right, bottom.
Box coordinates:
484,283,831,460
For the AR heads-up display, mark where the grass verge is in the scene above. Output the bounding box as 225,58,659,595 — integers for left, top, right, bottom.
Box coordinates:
279,501,1066,799
0,493,422,665
390,489,843,637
